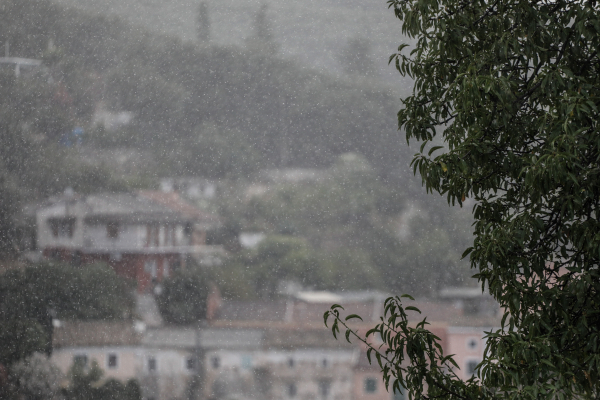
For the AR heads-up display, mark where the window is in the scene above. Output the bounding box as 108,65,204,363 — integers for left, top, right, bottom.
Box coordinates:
287,383,297,398
107,353,118,369
147,225,159,247
393,387,405,400
321,358,328,368
107,222,119,238
163,260,170,278
467,337,479,350
241,355,252,369
186,356,196,370
364,378,377,393
144,259,157,278
164,225,176,246
318,380,330,398
73,354,88,367
148,356,157,372
466,360,480,376
211,356,220,369
288,358,295,368
49,218,75,238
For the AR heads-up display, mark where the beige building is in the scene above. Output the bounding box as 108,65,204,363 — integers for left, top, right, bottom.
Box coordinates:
52,321,143,382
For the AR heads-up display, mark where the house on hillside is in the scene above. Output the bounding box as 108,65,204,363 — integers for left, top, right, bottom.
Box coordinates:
0,56,44,78
33,191,222,292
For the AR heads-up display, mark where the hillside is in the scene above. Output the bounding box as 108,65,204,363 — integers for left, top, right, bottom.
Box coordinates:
53,0,415,92
0,0,415,177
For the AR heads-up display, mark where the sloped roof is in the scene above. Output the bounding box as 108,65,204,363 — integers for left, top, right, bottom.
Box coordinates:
82,193,184,223
36,192,191,224
217,300,289,322
138,190,219,226
53,321,141,348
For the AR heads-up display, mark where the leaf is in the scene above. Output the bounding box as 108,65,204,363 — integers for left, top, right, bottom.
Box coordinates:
345,314,364,321
428,145,444,156
405,306,421,314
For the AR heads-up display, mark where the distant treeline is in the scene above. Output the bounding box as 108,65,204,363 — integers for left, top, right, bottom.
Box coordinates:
0,0,411,179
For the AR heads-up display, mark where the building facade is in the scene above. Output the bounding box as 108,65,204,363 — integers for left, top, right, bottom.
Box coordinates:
35,191,221,292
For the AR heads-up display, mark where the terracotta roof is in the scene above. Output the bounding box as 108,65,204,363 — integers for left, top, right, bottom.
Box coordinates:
53,321,141,348
138,191,218,225
217,300,289,322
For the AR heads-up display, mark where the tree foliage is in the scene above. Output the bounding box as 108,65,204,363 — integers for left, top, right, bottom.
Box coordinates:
327,0,600,400
63,359,141,400
0,0,410,176
157,262,210,324
8,353,63,400
0,262,134,365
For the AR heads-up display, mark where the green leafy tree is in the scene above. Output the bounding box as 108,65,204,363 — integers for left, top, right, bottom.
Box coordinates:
9,353,63,400
157,263,209,324
0,262,134,365
326,1,600,400
63,359,141,400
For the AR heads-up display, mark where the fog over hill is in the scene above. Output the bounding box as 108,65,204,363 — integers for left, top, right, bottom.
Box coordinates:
53,0,414,92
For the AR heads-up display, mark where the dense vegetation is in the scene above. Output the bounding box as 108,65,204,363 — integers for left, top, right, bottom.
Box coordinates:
157,263,210,324
327,0,600,399
0,0,409,175
0,262,134,366
215,154,472,298
0,0,475,298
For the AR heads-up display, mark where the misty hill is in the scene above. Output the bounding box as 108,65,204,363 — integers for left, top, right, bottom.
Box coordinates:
0,0,414,179
53,0,415,89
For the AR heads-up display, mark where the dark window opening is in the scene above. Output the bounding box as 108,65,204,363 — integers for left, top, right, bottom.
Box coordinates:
288,358,294,368
467,338,478,350
466,360,479,376
148,357,157,372
107,222,119,238
147,225,159,247
318,380,330,397
211,356,220,369
287,383,297,398
74,354,88,367
393,387,405,400
107,353,118,369
186,356,196,370
49,218,75,238
364,378,377,393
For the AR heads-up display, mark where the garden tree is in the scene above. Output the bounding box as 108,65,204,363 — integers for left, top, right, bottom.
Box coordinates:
156,261,210,324
63,359,141,400
214,235,323,299
326,1,600,400
0,262,134,365
7,353,63,400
